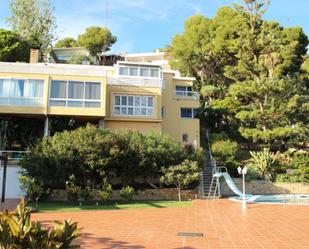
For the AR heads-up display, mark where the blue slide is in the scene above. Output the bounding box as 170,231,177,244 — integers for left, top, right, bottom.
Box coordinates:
213,172,257,200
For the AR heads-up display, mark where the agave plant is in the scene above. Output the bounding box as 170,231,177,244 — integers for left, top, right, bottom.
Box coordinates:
248,148,279,180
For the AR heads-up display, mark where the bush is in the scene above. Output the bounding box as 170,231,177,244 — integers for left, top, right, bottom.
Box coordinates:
20,126,204,189
211,140,238,163
19,176,45,202
120,186,134,201
0,199,81,249
65,175,81,202
248,148,279,180
80,186,95,201
99,183,112,201
276,153,309,183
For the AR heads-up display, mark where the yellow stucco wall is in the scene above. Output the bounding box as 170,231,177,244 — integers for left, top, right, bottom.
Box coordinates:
161,72,200,147
105,119,161,134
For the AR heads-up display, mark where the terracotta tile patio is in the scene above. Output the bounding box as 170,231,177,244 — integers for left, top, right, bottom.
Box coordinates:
30,199,309,249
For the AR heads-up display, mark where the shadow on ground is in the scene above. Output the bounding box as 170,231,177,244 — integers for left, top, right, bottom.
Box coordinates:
80,233,145,248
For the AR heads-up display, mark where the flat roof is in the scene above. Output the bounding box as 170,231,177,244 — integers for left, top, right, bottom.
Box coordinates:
0,62,107,77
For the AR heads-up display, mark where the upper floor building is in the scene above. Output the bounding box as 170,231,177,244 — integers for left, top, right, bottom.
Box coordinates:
0,51,200,147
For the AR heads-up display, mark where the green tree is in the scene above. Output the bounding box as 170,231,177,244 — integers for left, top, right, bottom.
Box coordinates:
7,0,57,60
67,54,93,65
77,27,117,61
54,37,78,48
160,160,201,201
0,29,30,62
169,0,309,151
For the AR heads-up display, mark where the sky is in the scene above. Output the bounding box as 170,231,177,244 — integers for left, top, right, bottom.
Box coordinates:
0,0,308,53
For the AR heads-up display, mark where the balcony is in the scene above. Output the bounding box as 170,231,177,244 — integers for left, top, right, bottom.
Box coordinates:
0,97,43,106
174,90,200,100
108,76,163,88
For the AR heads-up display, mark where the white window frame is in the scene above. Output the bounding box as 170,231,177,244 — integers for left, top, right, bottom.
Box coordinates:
0,77,45,106
113,94,154,118
49,80,102,108
175,85,194,97
180,108,198,119
118,64,161,79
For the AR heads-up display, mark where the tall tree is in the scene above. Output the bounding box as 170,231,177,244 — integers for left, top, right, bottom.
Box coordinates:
77,27,117,62
7,0,57,60
0,29,30,62
55,37,78,48
169,0,308,151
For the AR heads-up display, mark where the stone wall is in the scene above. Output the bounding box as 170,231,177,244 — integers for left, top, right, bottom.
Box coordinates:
48,188,198,201
220,178,309,196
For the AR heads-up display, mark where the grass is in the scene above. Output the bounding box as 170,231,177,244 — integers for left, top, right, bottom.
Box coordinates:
28,200,192,212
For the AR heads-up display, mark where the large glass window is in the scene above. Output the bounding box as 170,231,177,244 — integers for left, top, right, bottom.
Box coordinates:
114,94,154,117
180,108,198,118
118,64,160,78
176,85,193,97
0,78,44,106
49,80,101,108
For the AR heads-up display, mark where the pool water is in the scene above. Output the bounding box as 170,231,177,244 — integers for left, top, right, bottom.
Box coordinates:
230,194,309,205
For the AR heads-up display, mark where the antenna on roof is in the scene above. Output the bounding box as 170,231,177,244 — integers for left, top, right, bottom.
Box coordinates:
105,0,108,28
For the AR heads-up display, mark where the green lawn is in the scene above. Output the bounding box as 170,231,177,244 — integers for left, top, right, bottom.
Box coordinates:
29,200,192,212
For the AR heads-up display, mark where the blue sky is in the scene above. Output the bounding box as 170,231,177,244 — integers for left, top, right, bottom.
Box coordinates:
0,0,308,53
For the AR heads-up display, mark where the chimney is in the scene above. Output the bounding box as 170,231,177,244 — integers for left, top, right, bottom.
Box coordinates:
29,48,40,63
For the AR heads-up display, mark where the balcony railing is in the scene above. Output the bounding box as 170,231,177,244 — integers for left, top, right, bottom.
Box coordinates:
108,76,163,88
0,97,44,106
174,91,200,99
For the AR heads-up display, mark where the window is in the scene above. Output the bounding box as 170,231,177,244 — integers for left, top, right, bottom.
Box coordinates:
161,106,165,118
119,67,129,76
182,133,189,143
114,94,154,117
0,78,44,106
181,108,198,118
150,68,159,77
140,68,149,77
118,64,160,78
129,67,138,76
176,85,193,97
49,80,101,108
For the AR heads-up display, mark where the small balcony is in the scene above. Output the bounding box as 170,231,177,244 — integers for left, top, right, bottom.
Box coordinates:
108,76,163,88
174,90,200,100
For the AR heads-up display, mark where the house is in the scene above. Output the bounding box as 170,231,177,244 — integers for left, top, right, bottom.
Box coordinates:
0,50,200,198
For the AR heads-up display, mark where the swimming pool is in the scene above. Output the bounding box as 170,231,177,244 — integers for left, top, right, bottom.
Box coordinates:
229,194,309,205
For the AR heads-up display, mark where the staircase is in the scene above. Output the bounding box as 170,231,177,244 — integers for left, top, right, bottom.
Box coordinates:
200,130,221,198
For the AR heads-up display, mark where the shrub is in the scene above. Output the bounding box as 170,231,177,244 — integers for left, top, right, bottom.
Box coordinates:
248,148,279,180
80,186,95,201
20,126,204,189
99,182,113,201
120,186,134,201
19,176,45,202
0,199,81,248
211,139,238,163
65,175,81,202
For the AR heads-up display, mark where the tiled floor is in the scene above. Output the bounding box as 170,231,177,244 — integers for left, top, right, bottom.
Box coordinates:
31,199,309,249
0,198,19,211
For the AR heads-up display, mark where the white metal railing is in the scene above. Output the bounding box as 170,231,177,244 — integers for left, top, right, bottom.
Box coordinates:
49,98,101,108
0,151,27,166
108,76,163,88
174,90,200,99
0,97,44,106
